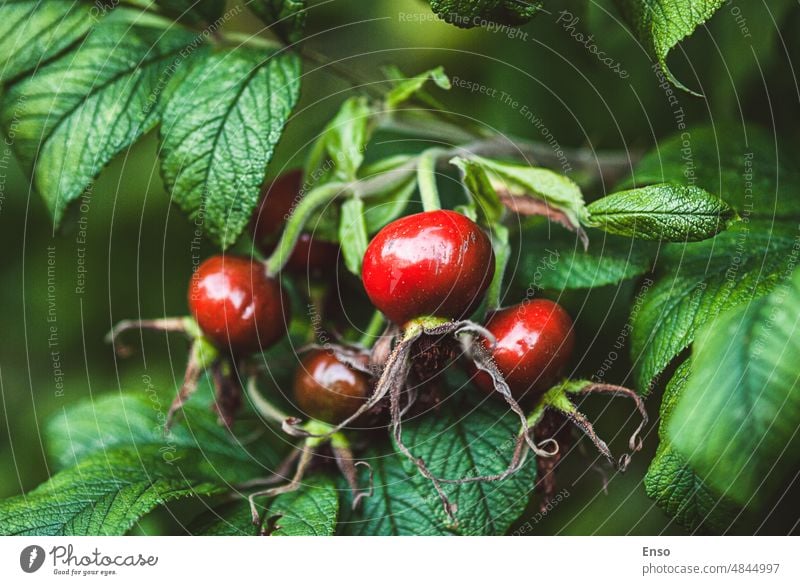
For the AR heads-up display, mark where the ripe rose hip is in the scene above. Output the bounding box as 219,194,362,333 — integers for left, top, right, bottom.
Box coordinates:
294,350,371,424
361,210,495,326
189,255,289,355
251,170,339,276
474,299,575,400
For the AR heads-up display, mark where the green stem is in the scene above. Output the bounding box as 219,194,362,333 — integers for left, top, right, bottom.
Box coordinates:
265,182,347,276
417,148,443,212
358,311,386,348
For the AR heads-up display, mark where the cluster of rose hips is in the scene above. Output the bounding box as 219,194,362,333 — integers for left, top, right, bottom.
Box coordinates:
109,169,644,530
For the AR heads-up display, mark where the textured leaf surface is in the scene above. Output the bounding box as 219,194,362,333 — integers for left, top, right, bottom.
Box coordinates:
0,0,93,83
339,197,368,275
340,390,535,535
614,0,725,93
45,390,283,479
160,46,300,247
1,19,195,224
644,362,741,533
623,125,800,218
0,447,221,536
587,183,735,242
511,225,654,291
196,475,338,536
631,223,797,392
668,270,800,506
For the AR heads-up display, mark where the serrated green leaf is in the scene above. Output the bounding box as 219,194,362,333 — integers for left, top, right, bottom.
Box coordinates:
587,183,735,242
614,0,725,94
45,389,283,478
155,0,225,25
644,362,741,533
631,222,797,393
511,225,655,291
0,0,94,83
470,156,589,231
429,0,541,27
160,46,301,248
338,197,368,275
249,0,307,43
194,475,338,535
338,445,449,536
668,269,800,506
0,447,222,536
623,125,800,219
1,19,196,225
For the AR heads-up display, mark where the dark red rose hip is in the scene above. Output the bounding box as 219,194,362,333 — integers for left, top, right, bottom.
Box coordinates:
293,350,371,424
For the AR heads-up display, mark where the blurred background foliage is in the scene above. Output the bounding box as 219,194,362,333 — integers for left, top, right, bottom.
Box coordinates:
1,0,798,534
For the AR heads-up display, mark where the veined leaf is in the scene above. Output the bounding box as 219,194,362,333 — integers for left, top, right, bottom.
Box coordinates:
194,475,338,536
451,156,504,226
622,124,800,219
429,0,541,27
1,19,196,225
668,269,800,507
0,0,94,83
160,46,301,248
0,447,222,536
45,389,284,477
587,183,735,242
614,0,725,94
384,65,451,109
644,362,742,533
631,222,797,393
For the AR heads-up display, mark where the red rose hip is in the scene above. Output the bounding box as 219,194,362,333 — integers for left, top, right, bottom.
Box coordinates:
251,170,339,276
189,255,289,355
294,350,371,424
361,210,495,326
475,299,575,400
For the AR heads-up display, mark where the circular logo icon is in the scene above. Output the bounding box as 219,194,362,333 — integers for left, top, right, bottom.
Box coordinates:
20,545,46,573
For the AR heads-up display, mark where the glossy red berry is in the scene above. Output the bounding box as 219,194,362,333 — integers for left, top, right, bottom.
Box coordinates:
189,255,289,355
293,351,371,424
361,210,495,326
251,170,339,276
474,300,575,400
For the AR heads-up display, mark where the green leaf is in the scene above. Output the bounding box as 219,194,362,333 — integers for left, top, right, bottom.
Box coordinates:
305,96,372,184
644,362,742,533
1,19,196,225
511,225,655,291
614,0,725,94
631,222,797,393
385,66,451,109
338,197,368,276
0,447,222,536
470,156,589,232
623,125,800,219
45,389,284,479
668,269,800,507
451,156,504,226
586,183,736,242
338,446,449,536
486,224,510,309
249,0,307,43
195,475,338,536
0,0,94,83
155,0,225,24
428,0,541,27
160,46,301,248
